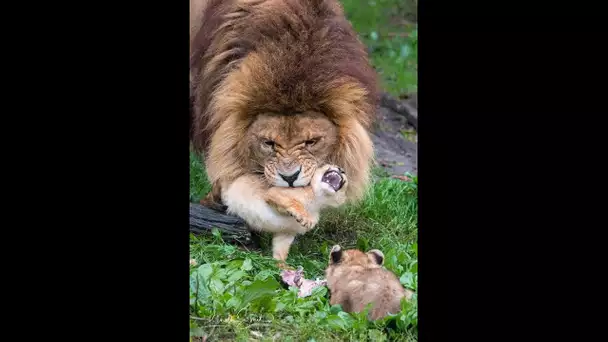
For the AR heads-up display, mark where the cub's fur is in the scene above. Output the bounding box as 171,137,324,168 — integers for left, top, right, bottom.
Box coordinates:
190,0,378,262
223,164,348,261
325,245,414,320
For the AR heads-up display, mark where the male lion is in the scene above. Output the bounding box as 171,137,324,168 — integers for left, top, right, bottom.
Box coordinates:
190,0,379,263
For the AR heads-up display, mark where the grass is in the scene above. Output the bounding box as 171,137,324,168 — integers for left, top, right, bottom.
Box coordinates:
190,152,418,341
341,0,418,96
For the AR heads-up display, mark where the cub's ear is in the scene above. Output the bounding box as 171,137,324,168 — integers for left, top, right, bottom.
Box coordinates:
367,249,384,265
329,245,343,264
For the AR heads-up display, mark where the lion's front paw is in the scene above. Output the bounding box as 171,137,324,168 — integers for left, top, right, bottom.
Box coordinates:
287,207,316,230
317,164,348,194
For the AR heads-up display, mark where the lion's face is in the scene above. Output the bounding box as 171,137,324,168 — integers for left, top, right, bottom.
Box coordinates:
246,111,338,188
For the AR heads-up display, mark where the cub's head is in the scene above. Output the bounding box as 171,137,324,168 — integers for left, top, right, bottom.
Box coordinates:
247,111,338,187
326,245,384,271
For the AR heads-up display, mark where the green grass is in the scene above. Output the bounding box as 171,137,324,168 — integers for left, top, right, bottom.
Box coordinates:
190,152,418,341
341,0,418,96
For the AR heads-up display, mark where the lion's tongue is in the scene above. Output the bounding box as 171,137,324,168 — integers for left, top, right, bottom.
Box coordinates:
322,171,342,191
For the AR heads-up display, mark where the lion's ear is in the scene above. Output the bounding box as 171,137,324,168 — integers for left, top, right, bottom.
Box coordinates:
329,245,343,264
366,249,384,265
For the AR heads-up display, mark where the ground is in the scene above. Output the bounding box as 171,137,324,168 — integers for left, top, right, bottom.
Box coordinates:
372,104,417,177
190,1,417,341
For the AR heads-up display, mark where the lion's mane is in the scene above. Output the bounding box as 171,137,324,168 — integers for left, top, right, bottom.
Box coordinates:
190,0,379,202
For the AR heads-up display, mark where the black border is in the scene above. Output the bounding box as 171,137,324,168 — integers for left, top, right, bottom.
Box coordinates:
419,5,607,341
17,2,190,340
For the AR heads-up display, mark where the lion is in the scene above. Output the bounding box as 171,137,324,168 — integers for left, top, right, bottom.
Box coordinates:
190,0,379,263
325,245,414,320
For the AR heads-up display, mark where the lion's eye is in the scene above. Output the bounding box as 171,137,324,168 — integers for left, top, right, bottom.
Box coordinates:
305,139,316,147
264,140,275,147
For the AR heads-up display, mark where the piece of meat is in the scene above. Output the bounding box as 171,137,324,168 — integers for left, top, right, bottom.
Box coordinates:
280,267,304,287
280,266,327,298
297,278,327,297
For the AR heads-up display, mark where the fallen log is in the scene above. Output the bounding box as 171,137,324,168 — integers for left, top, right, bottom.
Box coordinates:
380,92,418,130
189,202,253,245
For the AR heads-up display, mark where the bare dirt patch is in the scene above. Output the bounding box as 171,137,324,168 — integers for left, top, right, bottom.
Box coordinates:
372,93,418,176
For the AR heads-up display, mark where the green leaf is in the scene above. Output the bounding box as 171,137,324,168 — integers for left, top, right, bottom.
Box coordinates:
410,261,418,273
209,278,224,293
337,311,354,325
326,314,347,330
227,270,246,283
242,258,253,271
274,300,286,312
310,285,327,298
190,274,198,293
314,310,328,320
325,312,354,331
220,244,236,255
227,259,244,270
329,304,343,314
239,277,280,309
254,269,276,281
214,268,229,280
225,295,242,309
197,264,213,281
397,312,410,330
399,272,414,288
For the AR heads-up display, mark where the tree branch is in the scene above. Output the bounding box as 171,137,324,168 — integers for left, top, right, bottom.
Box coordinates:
189,202,252,244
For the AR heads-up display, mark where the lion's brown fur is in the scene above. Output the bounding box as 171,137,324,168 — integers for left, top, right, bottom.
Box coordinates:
190,0,379,202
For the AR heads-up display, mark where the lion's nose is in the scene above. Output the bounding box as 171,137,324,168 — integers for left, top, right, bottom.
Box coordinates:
279,167,301,187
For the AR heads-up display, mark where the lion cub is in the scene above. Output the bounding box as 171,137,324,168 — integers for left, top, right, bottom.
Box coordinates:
263,164,348,231
221,164,348,264
325,245,414,320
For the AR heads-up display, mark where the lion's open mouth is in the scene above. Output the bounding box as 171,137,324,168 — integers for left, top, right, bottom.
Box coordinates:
321,169,344,191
